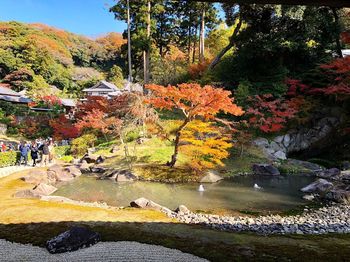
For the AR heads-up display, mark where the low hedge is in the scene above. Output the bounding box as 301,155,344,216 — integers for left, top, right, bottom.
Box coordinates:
0,151,33,167
0,151,18,167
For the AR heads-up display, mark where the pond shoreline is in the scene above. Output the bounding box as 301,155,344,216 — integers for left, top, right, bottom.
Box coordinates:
11,166,350,236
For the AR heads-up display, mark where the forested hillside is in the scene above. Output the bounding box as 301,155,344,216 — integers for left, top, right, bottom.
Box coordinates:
0,21,125,97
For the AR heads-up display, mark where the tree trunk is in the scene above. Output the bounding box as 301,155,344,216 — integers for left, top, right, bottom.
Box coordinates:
199,8,205,62
127,0,133,82
331,7,343,58
167,118,190,168
188,25,192,64
192,26,197,64
143,0,151,84
208,18,242,70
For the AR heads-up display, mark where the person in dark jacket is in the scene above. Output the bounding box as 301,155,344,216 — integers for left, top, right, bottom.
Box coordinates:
41,141,50,166
18,141,30,166
30,141,39,167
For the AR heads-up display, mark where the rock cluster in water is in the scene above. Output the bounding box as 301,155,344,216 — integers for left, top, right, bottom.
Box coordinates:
171,204,350,235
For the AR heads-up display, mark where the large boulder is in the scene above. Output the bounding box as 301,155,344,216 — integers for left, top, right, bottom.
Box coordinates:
175,205,190,214
200,170,223,183
340,170,350,181
79,161,93,173
46,226,101,254
285,159,324,173
81,154,105,164
116,170,138,182
21,170,49,185
32,183,57,196
301,179,333,194
48,165,74,182
130,197,172,214
325,188,350,203
252,164,280,176
99,169,138,182
90,166,108,174
317,168,341,179
64,166,82,177
14,190,40,199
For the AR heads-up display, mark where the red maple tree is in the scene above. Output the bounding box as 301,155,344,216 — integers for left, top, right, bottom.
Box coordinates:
146,83,244,167
246,94,301,133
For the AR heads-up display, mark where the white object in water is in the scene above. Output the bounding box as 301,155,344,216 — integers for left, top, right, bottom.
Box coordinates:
254,183,262,190
198,184,205,192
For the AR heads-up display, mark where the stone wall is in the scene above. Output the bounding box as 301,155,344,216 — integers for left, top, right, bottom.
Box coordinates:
253,116,341,160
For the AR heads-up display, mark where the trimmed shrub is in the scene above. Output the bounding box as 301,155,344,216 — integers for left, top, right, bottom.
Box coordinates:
55,145,71,158
0,151,18,167
71,134,97,157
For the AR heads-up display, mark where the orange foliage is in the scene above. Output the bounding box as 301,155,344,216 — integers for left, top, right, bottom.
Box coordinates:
146,83,243,168
188,60,211,79
96,32,125,51
180,121,232,172
146,83,244,119
165,45,186,61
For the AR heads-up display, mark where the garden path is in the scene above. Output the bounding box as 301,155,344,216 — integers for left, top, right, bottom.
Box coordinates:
0,165,34,179
0,239,207,262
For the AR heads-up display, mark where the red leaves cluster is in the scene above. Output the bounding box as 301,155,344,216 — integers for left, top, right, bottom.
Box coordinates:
49,114,80,140
146,83,244,119
30,95,62,108
247,94,300,133
286,56,350,99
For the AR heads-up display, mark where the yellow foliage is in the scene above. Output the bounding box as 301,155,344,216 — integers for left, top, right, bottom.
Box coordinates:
180,120,233,172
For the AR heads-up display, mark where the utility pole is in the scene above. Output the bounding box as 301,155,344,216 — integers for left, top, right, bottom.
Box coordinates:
127,0,133,82
143,0,151,84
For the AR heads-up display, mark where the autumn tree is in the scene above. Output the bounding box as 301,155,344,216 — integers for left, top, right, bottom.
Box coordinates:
49,114,80,140
146,83,244,167
246,94,301,133
180,120,233,172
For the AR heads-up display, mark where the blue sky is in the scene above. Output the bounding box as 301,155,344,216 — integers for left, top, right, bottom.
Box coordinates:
0,0,126,37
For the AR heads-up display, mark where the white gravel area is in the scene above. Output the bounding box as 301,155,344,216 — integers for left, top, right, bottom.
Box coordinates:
0,239,208,262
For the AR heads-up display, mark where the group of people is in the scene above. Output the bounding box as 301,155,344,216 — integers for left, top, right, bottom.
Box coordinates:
18,138,55,167
0,141,15,152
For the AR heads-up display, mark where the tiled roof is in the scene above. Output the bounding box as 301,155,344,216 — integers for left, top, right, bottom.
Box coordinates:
0,95,32,103
0,86,21,97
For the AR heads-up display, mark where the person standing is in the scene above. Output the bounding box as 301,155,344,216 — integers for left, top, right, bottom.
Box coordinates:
0,142,5,152
30,141,39,167
41,141,50,166
48,139,55,164
18,141,30,166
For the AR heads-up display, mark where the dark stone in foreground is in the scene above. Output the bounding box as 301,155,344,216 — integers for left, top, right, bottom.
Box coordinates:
46,226,101,254
252,164,280,176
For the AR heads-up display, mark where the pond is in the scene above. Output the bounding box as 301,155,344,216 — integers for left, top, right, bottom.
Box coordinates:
55,175,314,214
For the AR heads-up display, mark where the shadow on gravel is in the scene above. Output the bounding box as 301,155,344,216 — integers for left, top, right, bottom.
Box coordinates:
1,221,350,261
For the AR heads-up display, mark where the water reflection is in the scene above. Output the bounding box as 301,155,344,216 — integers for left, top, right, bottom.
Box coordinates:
55,175,314,214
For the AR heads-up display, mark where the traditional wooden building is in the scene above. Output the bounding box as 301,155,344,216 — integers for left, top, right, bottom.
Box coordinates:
82,81,122,98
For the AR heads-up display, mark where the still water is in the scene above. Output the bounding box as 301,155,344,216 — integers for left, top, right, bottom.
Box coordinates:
55,175,314,214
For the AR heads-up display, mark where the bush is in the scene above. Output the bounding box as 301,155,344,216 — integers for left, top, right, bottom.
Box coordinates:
60,155,74,163
71,134,97,156
55,145,71,158
0,151,18,167
235,80,253,106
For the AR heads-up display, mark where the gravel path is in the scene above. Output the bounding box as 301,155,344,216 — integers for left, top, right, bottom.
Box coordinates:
0,239,207,262
0,166,33,179
173,204,350,235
